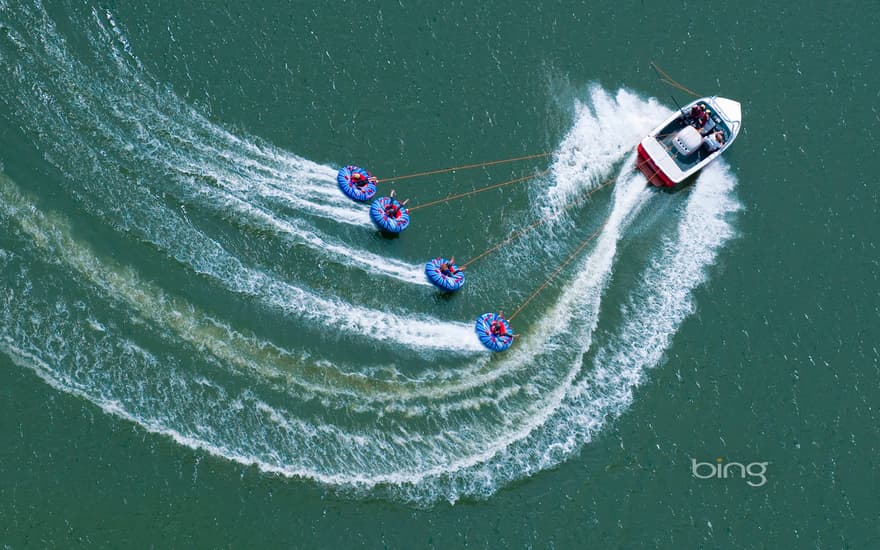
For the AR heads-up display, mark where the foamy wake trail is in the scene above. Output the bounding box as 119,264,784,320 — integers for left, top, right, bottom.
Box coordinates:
92,8,367,223
2,3,429,288
584,161,742,399
0,178,481,355
413,162,742,503
0,160,650,494
547,86,670,209
355,166,655,501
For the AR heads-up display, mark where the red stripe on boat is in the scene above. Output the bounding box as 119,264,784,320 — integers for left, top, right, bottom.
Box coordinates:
636,144,675,187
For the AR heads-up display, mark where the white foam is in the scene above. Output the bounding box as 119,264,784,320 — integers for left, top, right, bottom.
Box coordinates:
0,179,481,360
385,162,742,504
546,86,669,210
8,3,418,291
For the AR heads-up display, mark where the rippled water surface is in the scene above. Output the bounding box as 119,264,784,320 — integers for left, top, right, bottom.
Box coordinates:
1,1,876,547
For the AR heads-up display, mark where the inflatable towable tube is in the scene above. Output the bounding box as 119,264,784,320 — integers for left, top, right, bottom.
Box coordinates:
425,257,465,292
337,165,377,202
370,196,410,233
475,312,514,352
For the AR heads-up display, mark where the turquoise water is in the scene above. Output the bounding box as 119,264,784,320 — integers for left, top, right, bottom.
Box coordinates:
1,0,877,547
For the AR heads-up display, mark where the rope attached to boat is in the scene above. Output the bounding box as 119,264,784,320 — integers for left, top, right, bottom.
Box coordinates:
508,216,610,323
460,174,618,270
377,152,551,183
651,61,701,98
408,169,551,212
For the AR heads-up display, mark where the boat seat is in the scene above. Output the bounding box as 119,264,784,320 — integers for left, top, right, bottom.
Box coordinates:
699,117,717,135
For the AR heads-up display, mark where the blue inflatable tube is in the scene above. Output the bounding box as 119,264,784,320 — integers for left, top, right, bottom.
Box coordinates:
370,196,411,233
475,312,514,352
337,165,377,202
425,257,465,291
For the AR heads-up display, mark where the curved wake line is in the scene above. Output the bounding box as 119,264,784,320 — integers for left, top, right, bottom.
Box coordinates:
377,171,656,486
2,149,741,507
90,7,368,221
2,3,427,288
0,178,483,361
429,162,743,503
546,86,670,212
0,138,662,494
586,162,742,397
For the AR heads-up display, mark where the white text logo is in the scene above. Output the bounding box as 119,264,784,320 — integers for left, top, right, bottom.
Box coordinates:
691,458,768,487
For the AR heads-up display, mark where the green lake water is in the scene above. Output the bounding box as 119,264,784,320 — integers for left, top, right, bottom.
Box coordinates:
1,1,877,547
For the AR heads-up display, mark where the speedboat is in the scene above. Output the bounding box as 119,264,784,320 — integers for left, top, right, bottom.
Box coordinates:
636,96,742,187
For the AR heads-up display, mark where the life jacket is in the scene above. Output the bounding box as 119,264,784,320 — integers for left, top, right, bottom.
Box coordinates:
689,106,708,125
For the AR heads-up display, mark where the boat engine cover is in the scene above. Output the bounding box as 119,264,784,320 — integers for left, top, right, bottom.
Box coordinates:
672,125,703,156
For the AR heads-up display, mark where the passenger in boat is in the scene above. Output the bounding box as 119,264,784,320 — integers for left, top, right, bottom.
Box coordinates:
699,111,716,135
689,104,710,130
702,130,725,152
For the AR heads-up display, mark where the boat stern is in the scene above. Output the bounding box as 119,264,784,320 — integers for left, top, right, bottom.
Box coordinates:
637,140,676,187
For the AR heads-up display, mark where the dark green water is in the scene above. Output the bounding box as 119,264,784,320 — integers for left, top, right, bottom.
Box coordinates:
1,0,877,547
